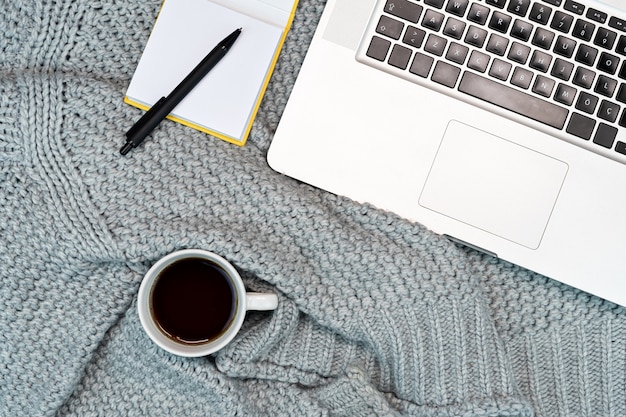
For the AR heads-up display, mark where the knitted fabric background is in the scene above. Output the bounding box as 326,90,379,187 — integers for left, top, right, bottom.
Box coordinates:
1,1,625,416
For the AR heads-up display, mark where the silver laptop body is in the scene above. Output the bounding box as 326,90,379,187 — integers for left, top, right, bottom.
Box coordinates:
268,0,626,306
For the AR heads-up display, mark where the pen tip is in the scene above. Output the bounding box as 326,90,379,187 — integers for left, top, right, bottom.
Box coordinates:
120,142,133,156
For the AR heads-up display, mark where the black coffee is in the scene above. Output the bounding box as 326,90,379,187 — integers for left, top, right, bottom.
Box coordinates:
150,258,237,345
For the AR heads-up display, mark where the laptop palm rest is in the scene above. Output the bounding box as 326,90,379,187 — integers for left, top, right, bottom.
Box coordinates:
419,120,569,250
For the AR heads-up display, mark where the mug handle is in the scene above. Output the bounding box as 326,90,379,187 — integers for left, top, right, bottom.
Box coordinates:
246,293,279,311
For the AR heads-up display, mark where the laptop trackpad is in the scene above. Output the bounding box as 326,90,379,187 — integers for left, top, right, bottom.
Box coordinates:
419,121,568,249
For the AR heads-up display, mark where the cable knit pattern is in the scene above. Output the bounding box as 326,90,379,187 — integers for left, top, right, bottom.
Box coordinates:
1,1,625,416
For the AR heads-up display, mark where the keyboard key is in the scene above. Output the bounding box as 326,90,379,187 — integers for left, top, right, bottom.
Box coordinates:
446,42,469,64
507,0,531,17
377,16,404,40
443,17,466,40
487,34,509,55
593,123,618,148
555,83,577,105
465,25,488,47
594,28,617,49
575,91,599,113
431,61,461,87
573,67,596,88
458,71,569,128
609,17,626,33
468,50,490,72
566,113,595,139
564,0,584,15
489,58,512,80
575,44,598,66
403,26,427,48
553,35,576,58
489,11,512,33
425,0,445,8
425,33,447,56
384,0,423,23
586,8,607,24
572,19,595,41
422,9,445,31
551,11,574,33
616,36,626,56
533,75,556,97
389,44,413,69
595,75,618,97
616,84,626,104
366,36,391,61
511,19,533,41
533,28,556,49
597,52,620,75
530,50,553,72
551,58,574,80
467,3,490,25
508,41,531,64
486,0,506,9
445,0,469,17
511,66,534,88
409,52,434,77
616,141,626,154
621,111,626,127
597,100,620,122
542,0,562,6
620,62,626,80
529,3,552,25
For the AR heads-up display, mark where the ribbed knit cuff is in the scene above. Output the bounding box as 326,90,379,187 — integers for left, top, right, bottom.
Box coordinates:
351,297,531,416
509,318,626,417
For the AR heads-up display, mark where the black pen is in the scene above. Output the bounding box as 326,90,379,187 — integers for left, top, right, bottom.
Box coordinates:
120,28,242,155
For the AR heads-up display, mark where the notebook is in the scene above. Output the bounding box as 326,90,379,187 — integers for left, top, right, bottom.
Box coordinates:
268,0,626,306
125,0,299,145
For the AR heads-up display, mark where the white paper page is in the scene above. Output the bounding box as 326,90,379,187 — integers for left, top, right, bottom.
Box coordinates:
126,0,284,141
210,0,292,26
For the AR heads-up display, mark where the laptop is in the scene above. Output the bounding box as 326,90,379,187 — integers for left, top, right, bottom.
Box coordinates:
268,0,626,306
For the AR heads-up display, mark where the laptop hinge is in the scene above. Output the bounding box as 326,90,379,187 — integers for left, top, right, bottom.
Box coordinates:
444,234,498,259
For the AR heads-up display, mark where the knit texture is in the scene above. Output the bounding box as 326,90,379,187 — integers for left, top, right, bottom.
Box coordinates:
1,1,625,416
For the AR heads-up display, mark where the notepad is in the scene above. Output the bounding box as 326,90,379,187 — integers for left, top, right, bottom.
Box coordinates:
125,0,298,146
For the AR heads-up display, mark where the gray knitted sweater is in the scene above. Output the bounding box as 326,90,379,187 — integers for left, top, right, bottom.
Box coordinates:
1,1,624,416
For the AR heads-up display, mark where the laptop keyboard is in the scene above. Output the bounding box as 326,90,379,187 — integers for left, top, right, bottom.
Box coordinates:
356,0,626,164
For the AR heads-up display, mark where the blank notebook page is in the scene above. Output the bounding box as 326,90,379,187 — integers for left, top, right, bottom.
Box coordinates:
125,0,284,142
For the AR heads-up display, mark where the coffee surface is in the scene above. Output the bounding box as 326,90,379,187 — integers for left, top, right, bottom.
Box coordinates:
151,258,236,344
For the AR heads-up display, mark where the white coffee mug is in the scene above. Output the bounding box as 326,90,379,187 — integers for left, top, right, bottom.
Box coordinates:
138,249,278,357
